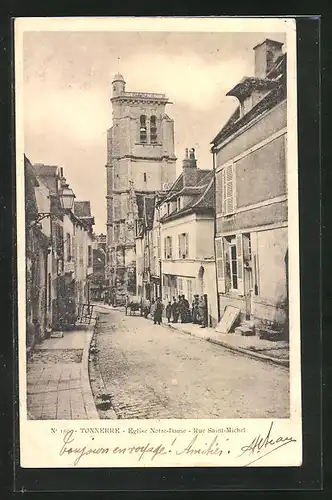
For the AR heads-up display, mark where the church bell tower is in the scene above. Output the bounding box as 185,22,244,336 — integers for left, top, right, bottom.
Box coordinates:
105,73,177,296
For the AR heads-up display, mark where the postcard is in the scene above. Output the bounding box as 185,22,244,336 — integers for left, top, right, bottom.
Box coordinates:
16,16,301,468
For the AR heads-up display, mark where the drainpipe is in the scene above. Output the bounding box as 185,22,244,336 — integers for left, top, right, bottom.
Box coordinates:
159,258,162,300
212,148,221,322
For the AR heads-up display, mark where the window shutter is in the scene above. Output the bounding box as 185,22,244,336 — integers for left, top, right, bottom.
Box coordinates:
185,233,189,257
169,237,172,259
225,164,234,214
216,170,222,214
178,234,181,258
221,169,226,214
236,233,244,295
216,238,225,293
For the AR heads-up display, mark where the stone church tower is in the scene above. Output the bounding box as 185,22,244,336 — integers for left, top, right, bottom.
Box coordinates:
106,73,177,295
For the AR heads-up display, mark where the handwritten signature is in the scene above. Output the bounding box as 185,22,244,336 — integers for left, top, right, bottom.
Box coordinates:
238,421,297,466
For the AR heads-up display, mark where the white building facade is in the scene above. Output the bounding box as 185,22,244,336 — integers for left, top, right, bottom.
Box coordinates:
159,149,218,326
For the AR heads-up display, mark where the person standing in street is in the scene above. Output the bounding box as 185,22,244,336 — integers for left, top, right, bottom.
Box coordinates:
198,295,207,328
182,295,190,323
171,296,179,323
192,294,200,324
142,297,151,319
150,298,156,319
154,297,163,325
166,301,172,323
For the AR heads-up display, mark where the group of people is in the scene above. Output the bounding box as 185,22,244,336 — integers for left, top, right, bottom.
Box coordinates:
165,295,190,324
141,294,207,327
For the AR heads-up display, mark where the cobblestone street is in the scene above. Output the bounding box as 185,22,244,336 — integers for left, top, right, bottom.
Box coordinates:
93,309,290,419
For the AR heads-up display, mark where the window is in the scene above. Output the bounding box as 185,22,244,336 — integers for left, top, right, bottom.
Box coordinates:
113,198,121,220
72,240,77,263
167,202,171,215
150,115,157,143
177,197,181,211
164,236,172,259
221,163,235,215
114,223,120,241
157,234,161,259
79,243,84,266
140,115,147,143
88,245,92,267
178,233,189,259
143,172,147,183
187,279,193,303
66,232,71,261
228,235,243,293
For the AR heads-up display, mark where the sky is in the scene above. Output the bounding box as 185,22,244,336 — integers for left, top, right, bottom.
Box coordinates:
23,30,286,233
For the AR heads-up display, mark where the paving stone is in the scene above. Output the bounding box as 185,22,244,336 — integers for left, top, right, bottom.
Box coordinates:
94,308,290,419
26,329,95,420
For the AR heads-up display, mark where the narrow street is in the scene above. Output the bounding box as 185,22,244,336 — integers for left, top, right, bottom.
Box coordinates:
93,308,290,419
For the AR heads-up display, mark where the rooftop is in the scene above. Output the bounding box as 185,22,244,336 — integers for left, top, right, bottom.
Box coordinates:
161,170,214,223
74,201,92,218
211,52,286,147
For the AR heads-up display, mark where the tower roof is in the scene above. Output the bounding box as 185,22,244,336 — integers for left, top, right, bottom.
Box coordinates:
112,73,125,82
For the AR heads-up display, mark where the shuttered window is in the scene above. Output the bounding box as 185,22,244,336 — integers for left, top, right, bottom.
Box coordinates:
164,236,172,259
215,237,225,293
221,163,235,215
178,233,189,258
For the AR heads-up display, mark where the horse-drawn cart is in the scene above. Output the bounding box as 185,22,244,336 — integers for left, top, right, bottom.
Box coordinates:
125,295,143,316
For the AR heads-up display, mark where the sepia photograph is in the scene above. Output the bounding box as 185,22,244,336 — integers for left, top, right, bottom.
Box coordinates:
16,17,302,468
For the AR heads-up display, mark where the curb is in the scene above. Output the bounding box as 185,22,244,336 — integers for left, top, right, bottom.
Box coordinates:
81,321,100,419
166,323,289,368
90,320,118,420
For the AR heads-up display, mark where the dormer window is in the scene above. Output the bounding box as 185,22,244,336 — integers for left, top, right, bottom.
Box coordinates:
140,115,147,143
177,197,181,211
150,115,157,143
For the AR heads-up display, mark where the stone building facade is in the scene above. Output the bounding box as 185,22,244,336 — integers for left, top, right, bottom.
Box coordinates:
211,39,288,336
106,73,177,297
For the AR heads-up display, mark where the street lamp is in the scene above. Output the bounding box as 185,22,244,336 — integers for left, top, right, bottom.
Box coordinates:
28,183,76,227
59,183,76,211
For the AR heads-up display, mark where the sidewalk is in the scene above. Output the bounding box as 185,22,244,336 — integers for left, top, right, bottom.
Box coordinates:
165,321,289,367
27,324,99,420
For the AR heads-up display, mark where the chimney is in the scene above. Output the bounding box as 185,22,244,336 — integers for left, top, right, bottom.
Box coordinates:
182,148,198,187
253,39,283,78
182,148,191,168
189,148,197,168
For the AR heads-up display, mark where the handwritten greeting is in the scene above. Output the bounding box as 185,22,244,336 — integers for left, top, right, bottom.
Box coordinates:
56,422,297,466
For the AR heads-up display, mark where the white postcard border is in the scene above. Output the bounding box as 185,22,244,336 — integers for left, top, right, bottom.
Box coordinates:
16,16,302,469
